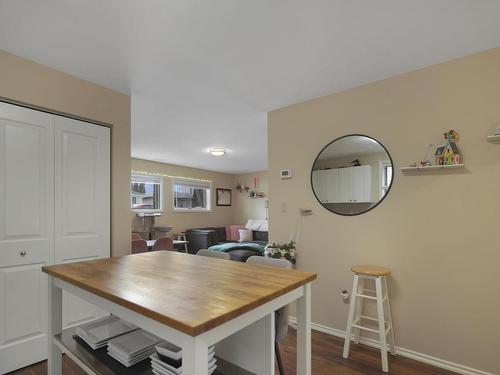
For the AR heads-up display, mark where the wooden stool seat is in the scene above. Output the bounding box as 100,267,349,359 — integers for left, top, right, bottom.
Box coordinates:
351,265,391,276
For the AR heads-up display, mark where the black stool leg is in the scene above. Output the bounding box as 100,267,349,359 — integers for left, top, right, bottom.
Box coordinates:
275,341,286,375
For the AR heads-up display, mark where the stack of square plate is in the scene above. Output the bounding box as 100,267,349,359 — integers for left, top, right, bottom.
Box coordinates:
107,329,163,367
150,341,217,375
76,315,138,350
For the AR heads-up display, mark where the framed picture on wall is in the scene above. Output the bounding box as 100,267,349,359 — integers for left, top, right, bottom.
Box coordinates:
216,188,232,206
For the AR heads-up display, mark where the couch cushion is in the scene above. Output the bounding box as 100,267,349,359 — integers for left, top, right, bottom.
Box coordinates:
239,229,253,242
188,227,226,242
212,227,226,242
246,219,268,231
228,249,261,262
253,231,268,242
226,225,245,241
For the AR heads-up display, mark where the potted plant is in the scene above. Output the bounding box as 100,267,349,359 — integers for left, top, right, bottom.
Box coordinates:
264,241,296,264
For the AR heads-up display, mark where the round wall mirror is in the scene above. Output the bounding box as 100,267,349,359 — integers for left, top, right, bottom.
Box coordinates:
311,134,394,216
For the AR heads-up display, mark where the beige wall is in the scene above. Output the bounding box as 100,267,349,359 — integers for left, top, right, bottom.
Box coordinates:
0,50,131,257
268,48,500,373
233,171,269,224
131,158,236,234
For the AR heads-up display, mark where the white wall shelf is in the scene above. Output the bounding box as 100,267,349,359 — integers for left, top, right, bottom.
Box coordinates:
487,134,500,141
400,164,464,172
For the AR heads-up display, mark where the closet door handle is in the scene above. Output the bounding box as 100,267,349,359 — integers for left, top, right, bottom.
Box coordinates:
20,250,27,257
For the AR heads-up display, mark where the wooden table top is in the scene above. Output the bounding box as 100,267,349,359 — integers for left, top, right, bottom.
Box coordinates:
42,252,316,336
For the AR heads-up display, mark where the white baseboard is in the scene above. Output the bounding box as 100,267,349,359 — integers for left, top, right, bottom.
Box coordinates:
288,317,494,375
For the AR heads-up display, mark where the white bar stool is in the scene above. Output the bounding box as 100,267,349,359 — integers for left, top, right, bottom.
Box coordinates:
173,232,188,253
343,265,396,372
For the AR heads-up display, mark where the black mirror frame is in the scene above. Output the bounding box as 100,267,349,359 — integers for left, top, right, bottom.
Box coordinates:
310,134,395,216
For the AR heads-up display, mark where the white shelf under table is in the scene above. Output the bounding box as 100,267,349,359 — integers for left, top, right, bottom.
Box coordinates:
53,326,253,375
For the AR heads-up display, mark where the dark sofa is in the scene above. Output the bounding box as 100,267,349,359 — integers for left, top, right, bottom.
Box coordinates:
185,226,268,262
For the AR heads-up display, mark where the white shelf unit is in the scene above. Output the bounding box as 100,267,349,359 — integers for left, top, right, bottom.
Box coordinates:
53,326,253,375
400,164,465,171
487,134,500,141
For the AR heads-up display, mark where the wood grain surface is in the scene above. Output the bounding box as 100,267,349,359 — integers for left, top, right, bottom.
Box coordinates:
351,265,391,276
42,252,316,336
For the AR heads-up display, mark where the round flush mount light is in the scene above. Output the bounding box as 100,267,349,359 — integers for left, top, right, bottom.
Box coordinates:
208,147,226,156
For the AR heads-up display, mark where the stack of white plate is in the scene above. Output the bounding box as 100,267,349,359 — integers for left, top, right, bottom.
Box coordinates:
150,342,217,375
76,315,138,350
107,329,163,367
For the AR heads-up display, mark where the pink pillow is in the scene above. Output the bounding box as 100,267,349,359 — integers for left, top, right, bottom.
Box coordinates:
227,225,245,241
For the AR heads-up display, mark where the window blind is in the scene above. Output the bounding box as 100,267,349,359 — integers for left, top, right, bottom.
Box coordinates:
173,178,211,190
131,174,162,184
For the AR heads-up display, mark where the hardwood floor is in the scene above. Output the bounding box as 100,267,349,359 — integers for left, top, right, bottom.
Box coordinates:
280,329,456,375
9,329,456,375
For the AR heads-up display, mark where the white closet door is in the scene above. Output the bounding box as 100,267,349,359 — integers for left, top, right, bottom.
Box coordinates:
54,116,110,328
0,102,54,373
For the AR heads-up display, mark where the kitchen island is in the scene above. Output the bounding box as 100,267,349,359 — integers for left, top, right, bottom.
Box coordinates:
42,251,316,375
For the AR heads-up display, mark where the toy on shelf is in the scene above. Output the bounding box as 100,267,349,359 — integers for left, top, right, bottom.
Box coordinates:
407,129,462,168
435,129,460,165
408,143,433,167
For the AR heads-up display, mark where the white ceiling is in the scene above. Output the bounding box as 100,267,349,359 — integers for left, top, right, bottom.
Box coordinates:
1,1,500,174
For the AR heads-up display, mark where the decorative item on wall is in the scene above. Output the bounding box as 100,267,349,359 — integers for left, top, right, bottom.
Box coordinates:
487,123,500,141
402,129,465,171
237,177,266,198
311,134,395,216
216,188,232,206
235,182,249,193
248,191,266,198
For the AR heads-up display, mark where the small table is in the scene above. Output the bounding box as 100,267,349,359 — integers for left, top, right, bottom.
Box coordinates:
42,252,316,375
146,239,189,253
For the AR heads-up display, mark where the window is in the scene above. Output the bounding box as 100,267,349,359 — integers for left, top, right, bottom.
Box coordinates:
131,174,163,211
173,178,211,211
379,161,393,198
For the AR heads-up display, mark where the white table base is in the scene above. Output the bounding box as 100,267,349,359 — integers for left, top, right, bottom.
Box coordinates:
48,277,312,375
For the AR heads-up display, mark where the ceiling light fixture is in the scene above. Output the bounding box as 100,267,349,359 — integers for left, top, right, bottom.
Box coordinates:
208,147,226,156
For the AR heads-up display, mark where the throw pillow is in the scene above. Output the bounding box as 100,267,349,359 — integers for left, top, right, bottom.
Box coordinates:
228,225,245,241
259,220,268,232
238,229,253,242
245,219,260,231
246,219,268,231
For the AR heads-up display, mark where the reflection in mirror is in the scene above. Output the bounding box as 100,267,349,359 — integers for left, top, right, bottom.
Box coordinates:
311,135,393,216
